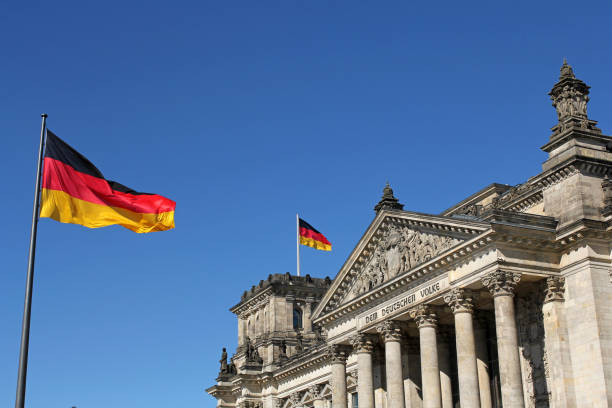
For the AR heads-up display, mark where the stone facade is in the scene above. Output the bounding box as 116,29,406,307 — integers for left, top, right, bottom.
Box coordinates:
207,62,612,408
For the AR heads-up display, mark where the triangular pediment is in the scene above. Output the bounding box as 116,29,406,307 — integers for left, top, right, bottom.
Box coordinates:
312,210,490,319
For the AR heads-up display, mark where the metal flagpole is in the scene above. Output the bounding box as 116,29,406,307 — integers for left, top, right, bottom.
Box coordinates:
296,213,300,277
15,113,48,408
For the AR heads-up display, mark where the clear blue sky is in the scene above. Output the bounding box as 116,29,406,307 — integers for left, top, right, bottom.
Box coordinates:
1,1,611,407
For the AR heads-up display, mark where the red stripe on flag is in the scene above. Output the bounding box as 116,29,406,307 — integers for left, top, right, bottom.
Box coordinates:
42,157,175,214
299,227,331,245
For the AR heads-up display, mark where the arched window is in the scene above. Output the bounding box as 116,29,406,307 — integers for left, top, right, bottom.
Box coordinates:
293,307,303,330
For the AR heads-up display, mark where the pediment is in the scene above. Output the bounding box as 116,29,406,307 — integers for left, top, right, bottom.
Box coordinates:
312,211,489,319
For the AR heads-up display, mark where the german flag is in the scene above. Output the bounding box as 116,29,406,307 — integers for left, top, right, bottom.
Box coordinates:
299,218,331,251
40,130,175,233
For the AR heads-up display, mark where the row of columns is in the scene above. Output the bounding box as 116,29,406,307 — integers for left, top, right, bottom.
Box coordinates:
329,270,527,408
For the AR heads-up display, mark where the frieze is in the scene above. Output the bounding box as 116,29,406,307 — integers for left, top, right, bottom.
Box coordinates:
357,276,449,329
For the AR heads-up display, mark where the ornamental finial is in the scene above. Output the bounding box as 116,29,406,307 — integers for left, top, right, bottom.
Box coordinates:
374,182,404,213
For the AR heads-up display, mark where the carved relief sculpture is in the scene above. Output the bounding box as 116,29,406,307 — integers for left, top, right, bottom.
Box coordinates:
349,224,461,298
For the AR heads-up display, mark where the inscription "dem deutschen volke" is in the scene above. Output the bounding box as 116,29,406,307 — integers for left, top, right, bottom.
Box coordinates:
358,276,449,328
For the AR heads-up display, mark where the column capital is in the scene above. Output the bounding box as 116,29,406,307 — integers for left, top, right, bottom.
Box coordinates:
326,344,350,364
410,304,438,329
543,276,565,303
349,333,376,353
481,270,521,297
376,320,403,342
308,384,322,400
444,288,475,314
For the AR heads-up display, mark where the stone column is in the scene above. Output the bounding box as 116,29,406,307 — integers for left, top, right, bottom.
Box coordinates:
350,333,376,408
286,294,295,330
328,344,349,408
542,276,576,407
436,330,453,408
474,313,492,408
303,297,314,333
444,288,481,408
411,305,442,408
481,270,524,408
377,321,406,408
238,314,247,346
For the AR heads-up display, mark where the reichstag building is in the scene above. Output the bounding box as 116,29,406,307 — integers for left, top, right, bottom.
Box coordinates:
207,62,612,408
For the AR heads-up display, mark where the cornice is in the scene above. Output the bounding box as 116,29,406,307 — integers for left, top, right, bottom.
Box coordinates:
230,287,272,316
274,345,329,380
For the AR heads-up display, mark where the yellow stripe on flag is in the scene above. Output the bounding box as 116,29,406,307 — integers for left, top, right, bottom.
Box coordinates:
40,189,175,233
299,236,331,251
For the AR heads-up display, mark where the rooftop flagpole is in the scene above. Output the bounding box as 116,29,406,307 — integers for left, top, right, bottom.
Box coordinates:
296,213,300,277
15,113,48,408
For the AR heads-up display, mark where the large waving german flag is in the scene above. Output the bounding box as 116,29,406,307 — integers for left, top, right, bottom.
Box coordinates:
299,218,331,251
40,131,175,233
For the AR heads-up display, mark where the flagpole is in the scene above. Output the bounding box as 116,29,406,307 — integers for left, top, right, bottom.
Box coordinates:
15,113,47,408
296,213,300,277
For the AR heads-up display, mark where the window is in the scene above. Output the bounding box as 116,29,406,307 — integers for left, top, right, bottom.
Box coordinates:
351,392,358,408
293,307,303,330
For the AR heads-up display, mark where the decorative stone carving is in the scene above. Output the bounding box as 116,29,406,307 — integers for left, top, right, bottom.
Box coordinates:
549,60,589,120
410,304,438,329
443,288,475,314
374,182,404,213
288,392,301,406
376,320,403,342
481,270,521,297
543,276,565,303
349,333,376,353
326,344,350,363
308,384,321,400
219,347,228,374
548,60,601,136
602,175,612,216
349,224,462,298
517,291,551,407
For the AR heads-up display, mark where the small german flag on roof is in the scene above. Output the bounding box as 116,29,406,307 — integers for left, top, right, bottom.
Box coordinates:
299,218,331,251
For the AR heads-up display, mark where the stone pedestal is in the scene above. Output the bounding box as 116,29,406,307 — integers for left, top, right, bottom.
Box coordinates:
328,345,349,408
377,321,406,408
482,271,524,408
350,334,376,408
412,305,442,408
444,288,480,408
542,277,576,407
